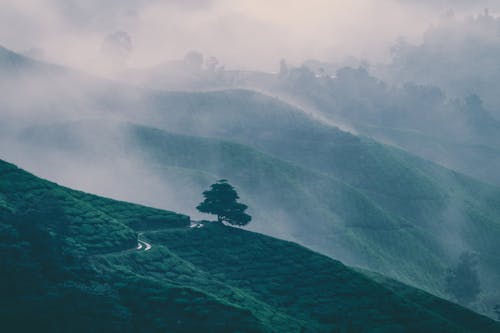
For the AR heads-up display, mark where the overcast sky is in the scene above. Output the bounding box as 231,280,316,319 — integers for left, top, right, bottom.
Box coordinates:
0,0,497,72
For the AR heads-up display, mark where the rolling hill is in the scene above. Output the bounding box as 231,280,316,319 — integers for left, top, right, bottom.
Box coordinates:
127,56,500,187
5,119,500,316
1,158,500,332
2,45,500,316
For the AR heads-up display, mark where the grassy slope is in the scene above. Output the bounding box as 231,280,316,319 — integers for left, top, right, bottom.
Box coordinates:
2,46,500,313
129,125,448,287
10,116,500,313
11,121,450,294
0,159,265,332
355,123,500,186
1,158,499,332
128,89,500,299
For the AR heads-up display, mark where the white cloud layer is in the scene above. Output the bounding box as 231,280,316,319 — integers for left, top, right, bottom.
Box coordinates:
0,0,496,72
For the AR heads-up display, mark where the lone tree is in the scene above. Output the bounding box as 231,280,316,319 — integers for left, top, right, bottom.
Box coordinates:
197,180,251,226
445,251,481,306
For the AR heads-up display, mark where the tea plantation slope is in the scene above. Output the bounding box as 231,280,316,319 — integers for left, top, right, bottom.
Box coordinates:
14,121,447,293
3,45,500,304
0,159,499,332
10,120,500,309
0,159,264,332
129,125,500,295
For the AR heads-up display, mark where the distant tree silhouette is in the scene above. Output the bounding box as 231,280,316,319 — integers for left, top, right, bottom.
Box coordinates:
465,94,483,111
494,304,500,321
445,251,481,306
184,51,203,71
196,180,251,226
279,58,288,77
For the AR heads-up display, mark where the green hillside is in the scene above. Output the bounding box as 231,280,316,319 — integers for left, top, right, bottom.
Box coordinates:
129,124,500,307
355,123,500,186
1,158,499,332
8,119,500,318
121,88,500,307
6,122,450,290
139,59,500,188
2,46,500,316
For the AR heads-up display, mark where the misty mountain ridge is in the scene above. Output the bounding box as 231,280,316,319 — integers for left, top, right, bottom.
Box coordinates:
2,43,500,321
98,12,500,189
4,2,500,330
124,48,500,188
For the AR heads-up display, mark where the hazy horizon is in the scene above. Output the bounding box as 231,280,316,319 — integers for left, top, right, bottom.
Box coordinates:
1,0,498,76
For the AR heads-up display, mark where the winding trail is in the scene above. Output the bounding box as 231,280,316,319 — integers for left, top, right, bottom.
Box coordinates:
189,221,205,229
92,222,205,258
137,238,152,251
135,222,204,251
137,233,152,251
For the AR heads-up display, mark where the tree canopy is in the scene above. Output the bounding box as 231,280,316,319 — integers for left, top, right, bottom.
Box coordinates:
196,180,251,226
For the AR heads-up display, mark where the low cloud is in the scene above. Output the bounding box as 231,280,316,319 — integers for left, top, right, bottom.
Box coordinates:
1,0,492,74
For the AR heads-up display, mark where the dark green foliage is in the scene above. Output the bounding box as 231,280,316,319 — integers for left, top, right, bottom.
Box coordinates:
445,252,481,306
16,118,500,317
4,49,500,316
125,123,500,309
3,44,500,328
197,179,251,226
146,223,500,333
1,158,499,332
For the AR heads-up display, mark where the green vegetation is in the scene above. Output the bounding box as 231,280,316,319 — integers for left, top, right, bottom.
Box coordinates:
197,179,251,225
126,124,500,304
445,252,481,306
12,116,500,317
355,123,500,186
2,45,500,318
1,158,499,332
